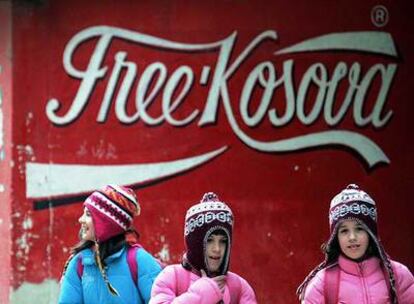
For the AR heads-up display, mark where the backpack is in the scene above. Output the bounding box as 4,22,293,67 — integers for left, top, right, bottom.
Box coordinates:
76,244,165,288
173,266,242,304
324,263,399,304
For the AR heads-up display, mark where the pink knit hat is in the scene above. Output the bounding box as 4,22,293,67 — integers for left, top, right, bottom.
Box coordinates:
84,184,140,242
184,192,233,276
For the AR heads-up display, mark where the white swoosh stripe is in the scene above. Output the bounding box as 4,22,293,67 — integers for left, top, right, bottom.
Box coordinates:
26,146,228,199
274,31,397,57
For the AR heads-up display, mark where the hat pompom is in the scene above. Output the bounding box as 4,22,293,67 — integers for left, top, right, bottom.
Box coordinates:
201,192,219,203
346,183,359,190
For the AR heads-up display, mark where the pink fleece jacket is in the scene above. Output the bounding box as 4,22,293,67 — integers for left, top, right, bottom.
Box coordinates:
150,264,257,304
304,255,414,303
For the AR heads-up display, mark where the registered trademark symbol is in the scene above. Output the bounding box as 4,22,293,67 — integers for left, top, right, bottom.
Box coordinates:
371,5,389,27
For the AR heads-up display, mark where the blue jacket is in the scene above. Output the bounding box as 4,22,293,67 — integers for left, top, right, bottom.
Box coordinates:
58,246,162,304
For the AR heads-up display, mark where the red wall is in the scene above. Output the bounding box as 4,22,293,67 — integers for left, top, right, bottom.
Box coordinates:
2,1,413,303
0,1,12,302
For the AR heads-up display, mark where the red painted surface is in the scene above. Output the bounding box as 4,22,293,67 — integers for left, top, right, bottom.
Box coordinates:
4,1,414,303
0,1,12,302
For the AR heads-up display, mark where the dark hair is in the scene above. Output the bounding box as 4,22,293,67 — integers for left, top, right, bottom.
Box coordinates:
210,229,227,237
321,236,340,264
71,233,126,265
61,232,127,278
181,257,192,271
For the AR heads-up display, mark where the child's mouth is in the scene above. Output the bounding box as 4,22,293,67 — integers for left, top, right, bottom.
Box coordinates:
210,256,220,260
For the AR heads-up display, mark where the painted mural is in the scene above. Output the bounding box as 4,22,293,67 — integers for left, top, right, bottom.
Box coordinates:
0,1,413,303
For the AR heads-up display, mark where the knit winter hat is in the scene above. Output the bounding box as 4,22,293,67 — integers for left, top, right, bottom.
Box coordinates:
184,192,233,276
84,184,140,242
329,183,377,236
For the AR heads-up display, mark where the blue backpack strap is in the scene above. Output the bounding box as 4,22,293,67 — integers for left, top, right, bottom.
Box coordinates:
324,265,340,304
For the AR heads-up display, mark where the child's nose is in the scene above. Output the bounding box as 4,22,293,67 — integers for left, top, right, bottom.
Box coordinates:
212,241,220,252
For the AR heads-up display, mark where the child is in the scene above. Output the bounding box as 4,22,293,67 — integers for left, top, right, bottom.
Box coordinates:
149,192,257,303
58,184,162,304
297,184,414,303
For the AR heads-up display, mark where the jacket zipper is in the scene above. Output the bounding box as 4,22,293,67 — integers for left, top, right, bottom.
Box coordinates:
358,262,370,304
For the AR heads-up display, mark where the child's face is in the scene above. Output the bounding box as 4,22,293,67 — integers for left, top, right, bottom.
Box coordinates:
337,219,369,260
205,233,227,273
78,207,95,241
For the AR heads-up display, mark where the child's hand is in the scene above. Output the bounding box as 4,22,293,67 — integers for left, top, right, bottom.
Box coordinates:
201,269,226,293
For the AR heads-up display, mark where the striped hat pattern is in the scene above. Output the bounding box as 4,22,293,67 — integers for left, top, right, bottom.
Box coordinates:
84,184,140,242
328,183,377,235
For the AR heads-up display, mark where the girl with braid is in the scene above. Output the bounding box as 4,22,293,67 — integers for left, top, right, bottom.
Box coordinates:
297,184,414,304
58,185,162,304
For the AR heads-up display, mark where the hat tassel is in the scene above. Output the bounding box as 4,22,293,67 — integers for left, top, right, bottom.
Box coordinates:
106,282,120,296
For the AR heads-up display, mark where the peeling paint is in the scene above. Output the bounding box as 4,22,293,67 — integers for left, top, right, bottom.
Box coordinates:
15,214,36,272
25,112,33,127
16,144,35,178
22,215,33,230
46,204,55,279
158,243,170,262
294,165,299,171
76,139,118,160
11,279,59,304
15,232,31,256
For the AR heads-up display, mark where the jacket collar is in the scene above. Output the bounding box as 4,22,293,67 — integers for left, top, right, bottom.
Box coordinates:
81,246,126,265
338,254,381,276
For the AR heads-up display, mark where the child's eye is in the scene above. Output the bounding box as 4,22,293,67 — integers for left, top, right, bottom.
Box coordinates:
220,239,228,244
339,229,348,234
207,238,213,243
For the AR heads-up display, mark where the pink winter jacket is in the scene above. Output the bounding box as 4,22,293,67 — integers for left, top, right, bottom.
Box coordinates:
149,264,257,304
304,255,414,303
